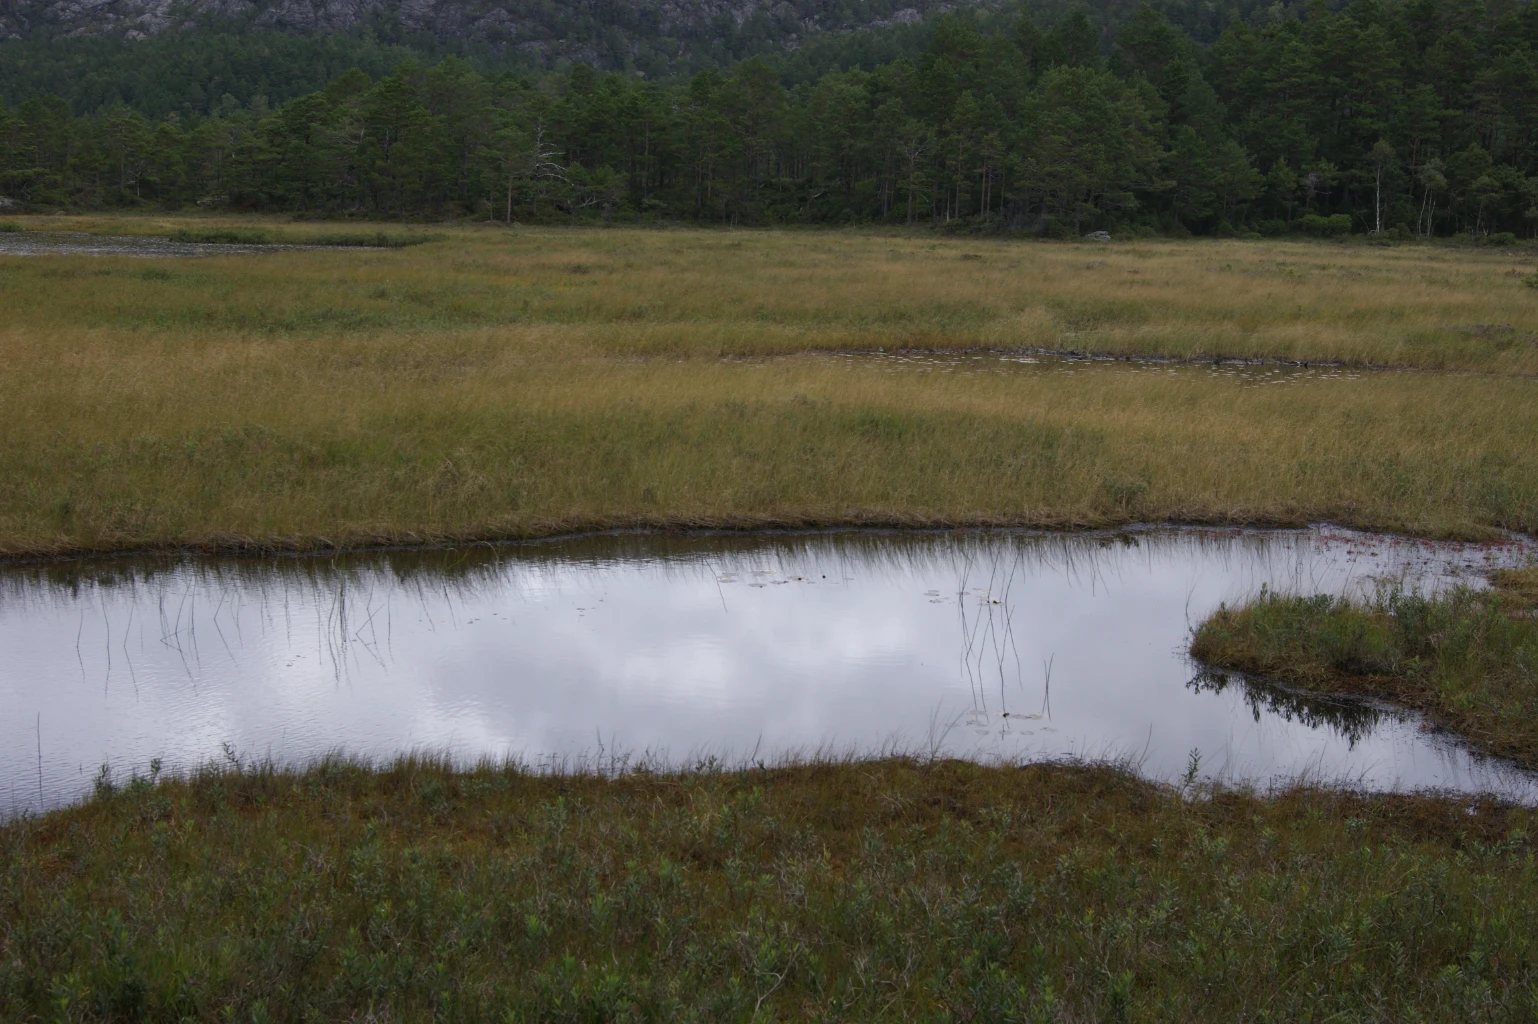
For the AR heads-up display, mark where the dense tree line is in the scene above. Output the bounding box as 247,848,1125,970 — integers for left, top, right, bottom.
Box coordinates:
0,0,1306,112
4,0,1538,236
0,0,1293,119
0,28,433,120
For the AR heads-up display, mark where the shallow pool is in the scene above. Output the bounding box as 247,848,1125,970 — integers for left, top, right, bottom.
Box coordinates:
3,526,1535,814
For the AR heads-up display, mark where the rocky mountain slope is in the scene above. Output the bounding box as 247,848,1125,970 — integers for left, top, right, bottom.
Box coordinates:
0,0,977,65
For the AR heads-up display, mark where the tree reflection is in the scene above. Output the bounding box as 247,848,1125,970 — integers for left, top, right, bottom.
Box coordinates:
1187,666,1389,748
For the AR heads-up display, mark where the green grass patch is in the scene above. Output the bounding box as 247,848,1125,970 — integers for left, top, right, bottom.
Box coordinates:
1191,569,1538,767
3,757,1536,1021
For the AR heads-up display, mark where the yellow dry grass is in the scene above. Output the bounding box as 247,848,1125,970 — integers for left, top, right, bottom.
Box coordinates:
1,218,1535,556
6,215,1537,369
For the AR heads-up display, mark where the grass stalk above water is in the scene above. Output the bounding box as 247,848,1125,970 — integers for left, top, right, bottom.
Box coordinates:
1191,568,1538,767
2,756,1536,1022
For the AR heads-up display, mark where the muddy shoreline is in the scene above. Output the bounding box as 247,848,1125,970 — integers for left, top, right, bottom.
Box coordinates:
4,512,1533,569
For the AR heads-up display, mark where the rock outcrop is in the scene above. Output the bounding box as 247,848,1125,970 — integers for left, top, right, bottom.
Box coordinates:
0,0,960,62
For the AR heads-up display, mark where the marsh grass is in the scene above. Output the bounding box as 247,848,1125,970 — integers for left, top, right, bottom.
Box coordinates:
2,755,1535,1021
4,349,1538,556
1191,570,1538,767
1493,565,1538,606
2,219,1537,556
2,217,1536,368
6,220,1538,1021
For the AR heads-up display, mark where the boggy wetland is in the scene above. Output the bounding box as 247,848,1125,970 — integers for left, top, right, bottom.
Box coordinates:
1,219,1538,559
4,220,1538,1019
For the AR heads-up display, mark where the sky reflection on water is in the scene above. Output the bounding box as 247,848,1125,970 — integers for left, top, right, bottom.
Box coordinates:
3,526,1536,814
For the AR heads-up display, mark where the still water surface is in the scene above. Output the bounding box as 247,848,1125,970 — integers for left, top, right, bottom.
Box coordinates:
3,527,1536,814
0,231,308,258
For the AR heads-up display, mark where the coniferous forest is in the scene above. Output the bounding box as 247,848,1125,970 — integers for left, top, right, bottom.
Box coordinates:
4,0,1538,237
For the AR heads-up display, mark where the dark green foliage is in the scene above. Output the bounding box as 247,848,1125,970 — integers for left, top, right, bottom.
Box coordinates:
0,0,1313,114
0,28,430,119
3,757,1537,1021
1301,213,1354,236
2,0,1538,235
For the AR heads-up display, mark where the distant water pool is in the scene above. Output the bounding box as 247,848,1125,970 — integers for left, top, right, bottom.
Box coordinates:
0,230,305,258
3,526,1536,815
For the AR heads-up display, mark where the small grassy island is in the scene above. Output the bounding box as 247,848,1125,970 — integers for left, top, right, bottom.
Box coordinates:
1193,567,1538,769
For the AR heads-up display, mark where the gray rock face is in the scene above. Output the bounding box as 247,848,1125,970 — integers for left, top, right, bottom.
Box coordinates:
0,0,978,60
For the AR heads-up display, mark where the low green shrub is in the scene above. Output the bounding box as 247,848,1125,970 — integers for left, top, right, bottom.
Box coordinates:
1300,213,1353,237
3,757,1536,1021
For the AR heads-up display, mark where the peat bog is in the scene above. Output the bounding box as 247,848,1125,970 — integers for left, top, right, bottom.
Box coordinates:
3,222,1538,1020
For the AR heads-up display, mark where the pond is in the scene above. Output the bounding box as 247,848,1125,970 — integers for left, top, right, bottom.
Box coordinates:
0,230,302,258
3,526,1536,815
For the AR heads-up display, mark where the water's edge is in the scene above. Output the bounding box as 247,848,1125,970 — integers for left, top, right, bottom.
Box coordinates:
1,518,1524,568
5,525,1535,816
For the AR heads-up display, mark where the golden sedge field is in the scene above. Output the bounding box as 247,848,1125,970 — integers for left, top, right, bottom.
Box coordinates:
1,216,1536,556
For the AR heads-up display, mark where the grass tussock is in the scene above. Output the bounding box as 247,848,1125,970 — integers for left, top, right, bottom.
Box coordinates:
1491,565,1538,607
1191,572,1538,767
1,219,1537,557
3,757,1536,1021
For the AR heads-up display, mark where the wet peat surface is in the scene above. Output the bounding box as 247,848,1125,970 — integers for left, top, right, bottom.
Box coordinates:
3,526,1537,815
836,350,1374,384
0,231,309,258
